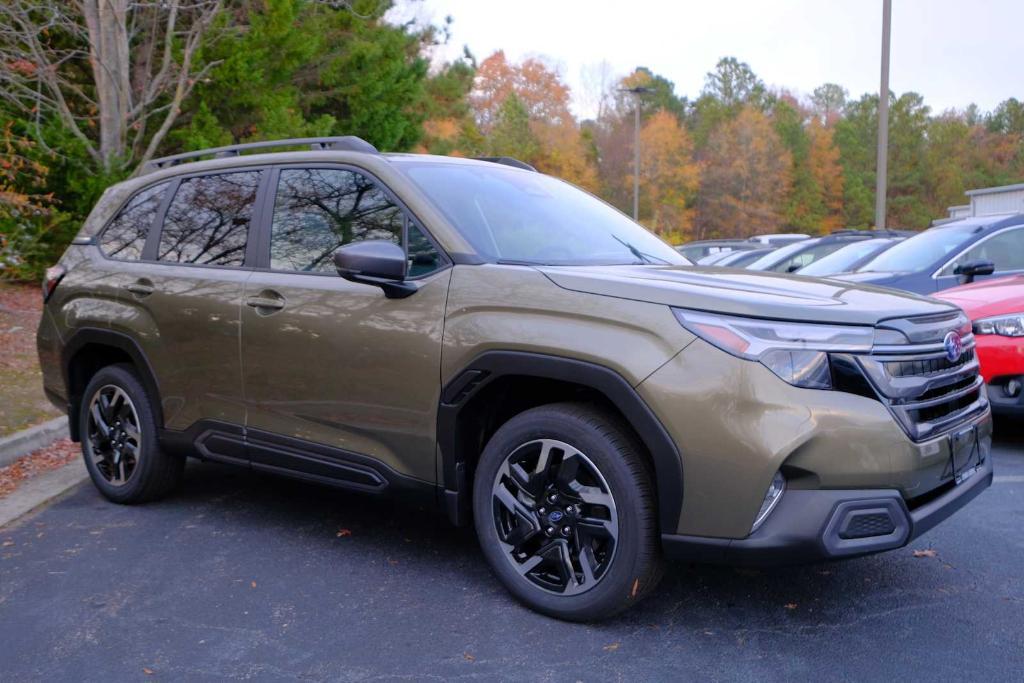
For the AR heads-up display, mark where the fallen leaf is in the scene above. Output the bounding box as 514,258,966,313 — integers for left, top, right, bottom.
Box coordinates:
143,668,154,675
336,529,352,538
463,652,475,662
912,549,938,558
603,642,620,652
1,541,13,547
630,578,639,598
250,581,257,588
784,603,798,610
388,559,399,566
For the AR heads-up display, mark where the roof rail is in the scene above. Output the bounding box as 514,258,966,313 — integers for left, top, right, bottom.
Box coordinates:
474,156,537,172
142,136,380,173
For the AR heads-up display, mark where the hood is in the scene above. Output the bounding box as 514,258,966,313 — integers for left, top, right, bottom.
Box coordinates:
539,265,957,326
935,275,1024,320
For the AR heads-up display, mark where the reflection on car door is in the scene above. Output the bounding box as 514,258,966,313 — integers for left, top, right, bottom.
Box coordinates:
112,170,261,434
240,166,451,484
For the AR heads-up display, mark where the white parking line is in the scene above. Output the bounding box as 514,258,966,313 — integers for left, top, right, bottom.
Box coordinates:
994,476,1024,483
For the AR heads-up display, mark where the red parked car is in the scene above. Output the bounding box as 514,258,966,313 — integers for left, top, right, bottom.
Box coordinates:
937,275,1024,415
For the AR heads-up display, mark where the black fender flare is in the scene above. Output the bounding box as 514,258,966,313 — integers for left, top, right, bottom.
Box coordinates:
437,351,683,531
62,327,164,440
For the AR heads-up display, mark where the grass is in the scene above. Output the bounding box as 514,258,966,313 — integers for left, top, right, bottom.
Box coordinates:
0,282,62,437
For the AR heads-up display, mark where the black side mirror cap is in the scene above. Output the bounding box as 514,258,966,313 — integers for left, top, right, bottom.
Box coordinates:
953,259,995,282
333,240,417,299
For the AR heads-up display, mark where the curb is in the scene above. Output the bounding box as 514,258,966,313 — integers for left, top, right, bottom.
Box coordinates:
0,417,69,468
0,459,88,530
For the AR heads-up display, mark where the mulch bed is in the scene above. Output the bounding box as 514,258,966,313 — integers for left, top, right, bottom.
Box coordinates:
0,438,79,498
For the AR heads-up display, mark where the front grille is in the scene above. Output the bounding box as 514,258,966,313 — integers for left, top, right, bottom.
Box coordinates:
885,348,974,377
836,312,989,442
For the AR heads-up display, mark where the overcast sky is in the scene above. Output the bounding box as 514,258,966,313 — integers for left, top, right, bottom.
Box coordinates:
400,0,1023,119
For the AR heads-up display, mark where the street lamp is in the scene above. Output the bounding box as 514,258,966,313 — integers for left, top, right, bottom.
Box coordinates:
618,86,654,221
875,0,892,230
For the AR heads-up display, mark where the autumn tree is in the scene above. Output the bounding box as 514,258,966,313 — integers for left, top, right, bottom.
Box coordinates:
470,51,573,133
697,107,792,238
469,51,596,189
0,0,224,173
635,111,700,238
691,57,770,146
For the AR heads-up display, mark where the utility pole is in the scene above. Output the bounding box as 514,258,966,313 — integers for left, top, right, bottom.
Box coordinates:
618,86,654,221
875,0,892,230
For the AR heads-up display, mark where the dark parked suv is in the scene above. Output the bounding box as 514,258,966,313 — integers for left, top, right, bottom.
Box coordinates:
37,137,994,621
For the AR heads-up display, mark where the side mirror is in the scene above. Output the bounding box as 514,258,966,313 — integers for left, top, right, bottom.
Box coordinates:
333,240,417,299
786,264,801,273
953,259,995,284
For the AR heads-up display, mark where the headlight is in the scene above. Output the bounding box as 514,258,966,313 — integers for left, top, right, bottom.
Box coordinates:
974,313,1024,337
673,308,875,389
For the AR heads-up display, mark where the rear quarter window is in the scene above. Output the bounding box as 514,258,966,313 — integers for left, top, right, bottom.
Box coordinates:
98,182,169,260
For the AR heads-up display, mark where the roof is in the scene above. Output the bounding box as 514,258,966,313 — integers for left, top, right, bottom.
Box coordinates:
965,182,1024,196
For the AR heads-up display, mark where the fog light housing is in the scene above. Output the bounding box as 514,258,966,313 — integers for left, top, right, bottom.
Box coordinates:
751,471,786,533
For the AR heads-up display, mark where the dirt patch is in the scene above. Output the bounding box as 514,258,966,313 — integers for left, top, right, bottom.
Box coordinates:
0,282,61,436
0,438,78,498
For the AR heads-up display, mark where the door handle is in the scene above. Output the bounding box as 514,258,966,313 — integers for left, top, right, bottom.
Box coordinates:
245,291,286,312
124,280,154,297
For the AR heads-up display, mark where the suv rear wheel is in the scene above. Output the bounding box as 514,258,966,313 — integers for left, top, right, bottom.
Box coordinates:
472,403,663,621
80,364,184,503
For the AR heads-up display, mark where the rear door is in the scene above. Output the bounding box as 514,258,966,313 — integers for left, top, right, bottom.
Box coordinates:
115,168,264,440
240,165,451,485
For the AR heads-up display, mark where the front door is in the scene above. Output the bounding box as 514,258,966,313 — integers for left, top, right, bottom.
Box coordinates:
240,166,451,484
935,226,1024,290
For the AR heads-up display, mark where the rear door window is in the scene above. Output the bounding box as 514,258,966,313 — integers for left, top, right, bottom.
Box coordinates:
99,182,169,260
157,171,261,266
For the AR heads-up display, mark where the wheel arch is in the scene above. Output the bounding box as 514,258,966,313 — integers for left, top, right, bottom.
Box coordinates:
62,327,164,442
438,351,683,531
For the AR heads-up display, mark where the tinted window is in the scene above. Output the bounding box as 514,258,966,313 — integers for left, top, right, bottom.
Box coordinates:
407,222,443,277
157,171,260,266
396,161,687,266
270,168,406,273
941,227,1024,275
100,182,168,260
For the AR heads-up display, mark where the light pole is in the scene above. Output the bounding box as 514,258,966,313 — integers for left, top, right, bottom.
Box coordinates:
618,86,654,221
875,0,892,230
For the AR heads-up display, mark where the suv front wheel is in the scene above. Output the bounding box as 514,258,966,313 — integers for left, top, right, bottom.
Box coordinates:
472,403,663,621
80,364,184,504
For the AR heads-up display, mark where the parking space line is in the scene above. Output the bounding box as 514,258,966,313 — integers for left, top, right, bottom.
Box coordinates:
993,476,1024,483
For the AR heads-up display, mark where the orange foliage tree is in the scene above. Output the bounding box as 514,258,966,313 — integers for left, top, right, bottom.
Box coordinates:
697,107,793,238
805,119,845,231
636,110,700,239
470,51,596,190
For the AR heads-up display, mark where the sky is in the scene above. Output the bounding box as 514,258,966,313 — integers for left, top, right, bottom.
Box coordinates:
395,0,1023,119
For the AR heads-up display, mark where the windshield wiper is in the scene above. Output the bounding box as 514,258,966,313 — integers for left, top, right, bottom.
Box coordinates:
611,235,667,265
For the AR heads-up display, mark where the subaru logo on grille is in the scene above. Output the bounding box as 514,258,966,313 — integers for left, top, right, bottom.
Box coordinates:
547,510,564,523
943,330,963,363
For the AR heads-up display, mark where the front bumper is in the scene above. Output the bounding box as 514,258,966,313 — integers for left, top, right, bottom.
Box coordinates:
661,449,992,565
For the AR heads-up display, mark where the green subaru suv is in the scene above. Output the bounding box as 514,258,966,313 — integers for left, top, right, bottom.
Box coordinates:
37,137,993,621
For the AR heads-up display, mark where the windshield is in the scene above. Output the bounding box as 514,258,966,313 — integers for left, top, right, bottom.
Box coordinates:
858,225,981,273
746,240,812,270
798,239,893,276
396,161,688,266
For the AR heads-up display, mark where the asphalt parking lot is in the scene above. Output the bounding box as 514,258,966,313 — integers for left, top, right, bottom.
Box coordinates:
1,420,1022,681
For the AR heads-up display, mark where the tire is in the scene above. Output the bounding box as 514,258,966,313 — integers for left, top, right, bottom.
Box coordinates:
79,363,184,504
472,402,664,621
